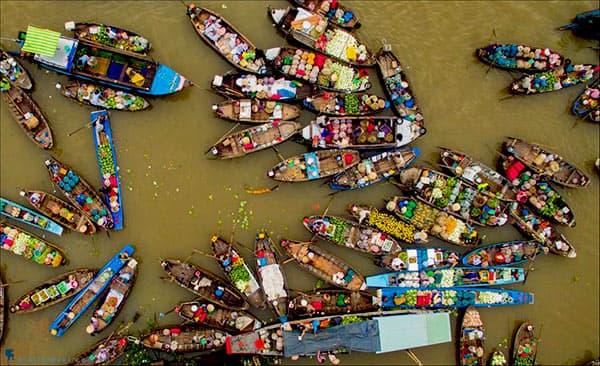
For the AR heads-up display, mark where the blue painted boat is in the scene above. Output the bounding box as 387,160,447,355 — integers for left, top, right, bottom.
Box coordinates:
16,25,188,96
91,110,123,230
376,287,534,309
461,240,542,267
572,79,599,122
1,196,63,236
366,266,525,288
49,244,134,337
559,9,600,39
376,247,461,272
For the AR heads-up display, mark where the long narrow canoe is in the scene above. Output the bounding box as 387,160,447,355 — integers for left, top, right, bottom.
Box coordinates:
459,306,485,365
140,324,229,354
66,21,151,55
1,77,53,149
511,322,538,366
207,121,301,159
160,259,249,311
330,147,419,190
377,287,534,309
186,4,267,74
508,63,598,95
366,266,525,288
1,196,64,236
87,257,138,335
0,273,4,344
211,235,266,309
59,82,151,112
211,71,315,100
302,91,388,116
376,43,424,124
301,115,426,150
45,157,114,230
438,147,516,201
254,231,289,322
572,79,599,122
302,215,403,256
395,167,509,227
268,149,360,182
476,44,564,72
1,49,32,89
49,245,134,337
269,6,375,67
10,269,95,314
462,240,542,267
213,99,301,123
279,239,367,291
1,221,67,267
291,0,361,29
70,335,130,365
502,137,590,188
385,196,481,246
175,301,261,333
288,289,378,318
376,247,461,272
265,46,372,92
558,9,600,39
91,110,124,230
19,190,96,235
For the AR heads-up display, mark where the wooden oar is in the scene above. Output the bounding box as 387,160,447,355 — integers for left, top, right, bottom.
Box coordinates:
0,280,25,287
191,248,220,261
271,145,286,162
204,122,240,154
68,114,101,136
405,349,423,366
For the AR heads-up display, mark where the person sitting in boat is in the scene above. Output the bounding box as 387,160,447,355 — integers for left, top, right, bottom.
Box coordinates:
125,67,145,87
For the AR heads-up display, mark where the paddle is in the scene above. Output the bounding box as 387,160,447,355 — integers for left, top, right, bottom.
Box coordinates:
405,349,424,366
0,280,24,287
271,145,286,162
204,122,240,154
68,114,101,137
191,248,221,261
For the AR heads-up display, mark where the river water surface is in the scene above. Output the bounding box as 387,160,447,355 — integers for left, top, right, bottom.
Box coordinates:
1,1,598,365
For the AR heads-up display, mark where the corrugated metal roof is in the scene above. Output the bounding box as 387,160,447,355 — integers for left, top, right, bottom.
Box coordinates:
375,312,452,353
22,25,60,56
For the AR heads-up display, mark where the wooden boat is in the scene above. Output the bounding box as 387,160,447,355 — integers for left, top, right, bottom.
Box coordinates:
439,147,516,201
348,204,430,245
0,272,4,344
175,301,261,333
91,110,124,230
268,6,375,66
160,259,249,311
211,71,315,100
377,287,535,309
213,98,301,123
511,323,538,366
279,239,367,291
301,115,426,150
385,196,481,246
508,63,598,95
376,43,424,124
254,231,289,321
500,159,575,226
0,221,67,267
19,190,96,235
302,91,388,116
66,21,151,55
140,324,229,354
207,121,301,159
264,46,372,92
288,289,378,318
1,77,53,149
267,149,360,182
49,245,134,337
502,137,590,188
1,49,32,89
489,350,508,366
366,266,525,288
44,156,114,230
18,25,187,96
558,9,600,39
1,196,64,235
509,202,576,258
395,167,510,227
462,240,541,267
291,0,361,29
459,306,485,366
476,44,565,72
330,147,419,190
87,257,138,335
70,335,130,365
572,79,599,122
302,215,403,256
9,269,95,314
59,82,151,112
375,247,461,272
186,4,267,74
210,235,266,309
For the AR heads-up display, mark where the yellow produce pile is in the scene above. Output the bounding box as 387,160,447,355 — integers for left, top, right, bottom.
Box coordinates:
366,207,415,243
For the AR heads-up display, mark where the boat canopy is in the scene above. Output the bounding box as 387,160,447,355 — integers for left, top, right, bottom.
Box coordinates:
22,25,61,56
375,312,451,353
33,36,77,71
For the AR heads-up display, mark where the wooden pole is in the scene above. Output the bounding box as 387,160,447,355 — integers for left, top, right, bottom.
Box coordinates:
68,114,101,137
204,123,240,154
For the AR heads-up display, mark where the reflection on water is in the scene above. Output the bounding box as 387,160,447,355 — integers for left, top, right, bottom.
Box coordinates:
1,1,598,365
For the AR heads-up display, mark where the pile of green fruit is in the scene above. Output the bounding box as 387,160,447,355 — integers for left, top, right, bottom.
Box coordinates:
344,94,360,114
98,143,115,174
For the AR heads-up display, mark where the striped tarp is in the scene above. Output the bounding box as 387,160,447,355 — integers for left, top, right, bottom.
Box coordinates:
22,26,60,57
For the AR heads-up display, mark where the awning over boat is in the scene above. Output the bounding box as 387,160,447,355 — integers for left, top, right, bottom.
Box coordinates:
375,312,451,353
33,37,77,71
22,26,61,56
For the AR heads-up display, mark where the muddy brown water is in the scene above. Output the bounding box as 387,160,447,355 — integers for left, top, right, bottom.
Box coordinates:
1,1,598,365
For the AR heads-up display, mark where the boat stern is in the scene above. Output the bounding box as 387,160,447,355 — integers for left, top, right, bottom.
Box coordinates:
268,6,289,26
149,63,188,95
